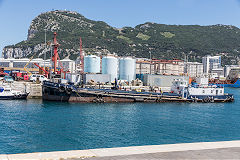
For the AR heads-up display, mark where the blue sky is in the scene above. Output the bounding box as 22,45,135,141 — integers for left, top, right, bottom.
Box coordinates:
1,0,240,55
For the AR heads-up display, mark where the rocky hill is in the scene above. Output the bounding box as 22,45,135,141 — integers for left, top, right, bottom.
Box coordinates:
2,10,240,65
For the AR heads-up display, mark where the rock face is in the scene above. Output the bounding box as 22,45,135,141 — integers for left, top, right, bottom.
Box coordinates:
3,44,47,59
27,10,94,40
2,10,240,65
3,10,112,59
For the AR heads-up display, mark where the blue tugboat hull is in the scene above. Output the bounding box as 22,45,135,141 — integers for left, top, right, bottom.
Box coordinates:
209,79,240,88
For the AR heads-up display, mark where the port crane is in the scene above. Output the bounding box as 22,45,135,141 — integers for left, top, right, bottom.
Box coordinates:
24,32,68,79
52,32,68,78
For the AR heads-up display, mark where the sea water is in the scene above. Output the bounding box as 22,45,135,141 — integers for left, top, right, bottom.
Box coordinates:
0,88,240,154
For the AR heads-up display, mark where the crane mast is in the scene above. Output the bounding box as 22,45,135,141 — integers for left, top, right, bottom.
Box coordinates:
53,32,59,74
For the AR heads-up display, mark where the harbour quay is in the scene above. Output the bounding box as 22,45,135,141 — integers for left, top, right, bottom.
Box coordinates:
1,140,240,160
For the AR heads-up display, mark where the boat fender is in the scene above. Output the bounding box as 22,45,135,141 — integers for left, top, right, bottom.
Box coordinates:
202,97,210,103
58,86,65,93
210,96,214,103
191,96,197,103
66,88,72,95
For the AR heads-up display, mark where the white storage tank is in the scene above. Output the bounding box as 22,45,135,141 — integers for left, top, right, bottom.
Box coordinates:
102,56,118,82
119,57,136,81
84,55,100,73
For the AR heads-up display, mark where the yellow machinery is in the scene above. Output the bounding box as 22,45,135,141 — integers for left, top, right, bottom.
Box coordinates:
24,54,35,77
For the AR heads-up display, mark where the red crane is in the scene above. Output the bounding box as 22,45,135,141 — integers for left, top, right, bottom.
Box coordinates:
33,63,49,78
52,32,59,74
33,32,68,78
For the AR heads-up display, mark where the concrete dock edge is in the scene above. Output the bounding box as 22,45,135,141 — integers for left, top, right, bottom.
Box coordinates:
1,140,240,160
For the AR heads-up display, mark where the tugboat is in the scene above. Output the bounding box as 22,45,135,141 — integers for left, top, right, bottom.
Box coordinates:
171,78,234,102
0,86,29,100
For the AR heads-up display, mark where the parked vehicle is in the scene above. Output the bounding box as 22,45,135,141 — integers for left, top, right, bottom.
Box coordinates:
4,76,14,82
30,74,48,82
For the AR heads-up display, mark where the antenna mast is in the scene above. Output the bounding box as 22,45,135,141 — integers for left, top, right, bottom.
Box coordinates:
80,37,84,73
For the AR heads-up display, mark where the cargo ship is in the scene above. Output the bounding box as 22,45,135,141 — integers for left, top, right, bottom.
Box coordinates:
42,79,234,103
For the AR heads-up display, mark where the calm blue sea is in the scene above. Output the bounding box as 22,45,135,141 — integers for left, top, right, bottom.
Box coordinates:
0,88,240,154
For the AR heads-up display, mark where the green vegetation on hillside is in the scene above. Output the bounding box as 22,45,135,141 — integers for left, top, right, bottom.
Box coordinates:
160,32,175,38
3,11,240,65
117,35,133,44
136,33,151,40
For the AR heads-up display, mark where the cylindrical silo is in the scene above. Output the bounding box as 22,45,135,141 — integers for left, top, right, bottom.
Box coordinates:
102,56,118,82
119,57,136,81
84,55,100,73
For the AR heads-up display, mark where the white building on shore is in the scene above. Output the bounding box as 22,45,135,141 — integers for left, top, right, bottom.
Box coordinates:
202,55,221,74
184,62,203,78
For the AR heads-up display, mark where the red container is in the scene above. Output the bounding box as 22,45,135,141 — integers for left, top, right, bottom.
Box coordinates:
24,75,29,81
16,72,22,77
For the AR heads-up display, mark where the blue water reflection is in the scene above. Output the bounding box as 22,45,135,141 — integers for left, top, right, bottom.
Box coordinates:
0,88,239,154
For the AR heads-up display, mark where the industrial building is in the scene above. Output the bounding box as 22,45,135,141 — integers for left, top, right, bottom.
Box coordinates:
226,68,240,81
136,60,152,74
136,59,184,76
60,58,76,73
210,68,224,78
184,62,203,78
119,57,136,81
143,74,189,88
102,56,118,82
224,65,240,77
0,58,76,73
0,58,49,68
83,74,111,84
84,55,100,73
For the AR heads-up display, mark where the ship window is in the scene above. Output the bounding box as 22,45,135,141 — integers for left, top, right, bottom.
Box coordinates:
203,90,205,93
220,90,222,93
211,90,213,93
